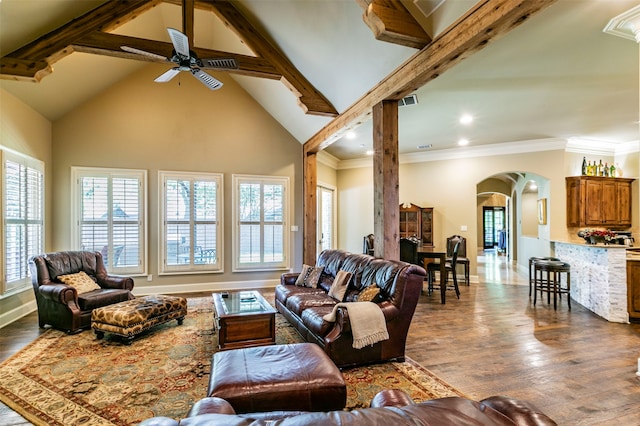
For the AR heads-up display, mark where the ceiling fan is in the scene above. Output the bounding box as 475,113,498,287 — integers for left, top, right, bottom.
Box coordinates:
121,27,237,90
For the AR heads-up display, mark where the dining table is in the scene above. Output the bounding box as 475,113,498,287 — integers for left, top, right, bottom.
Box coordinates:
416,245,448,304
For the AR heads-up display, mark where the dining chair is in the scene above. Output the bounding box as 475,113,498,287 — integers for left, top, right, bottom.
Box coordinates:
363,233,375,256
399,237,418,265
427,241,460,299
446,235,469,285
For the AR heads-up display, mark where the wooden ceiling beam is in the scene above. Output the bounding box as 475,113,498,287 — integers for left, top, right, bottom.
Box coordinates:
0,0,162,82
73,32,281,79
206,0,338,117
183,0,195,41
304,0,556,154
358,0,431,49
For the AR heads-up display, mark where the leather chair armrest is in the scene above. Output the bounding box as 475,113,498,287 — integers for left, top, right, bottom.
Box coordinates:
281,273,299,286
480,395,558,426
370,389,415,408
38,283,76,303
188,397,236,416
98,275,134,291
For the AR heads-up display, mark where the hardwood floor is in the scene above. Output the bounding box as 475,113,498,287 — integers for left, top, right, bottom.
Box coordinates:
2,249,639,425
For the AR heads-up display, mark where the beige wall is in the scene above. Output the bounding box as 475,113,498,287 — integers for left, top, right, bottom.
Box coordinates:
336,149,579,277
51,65,303,293
0,89,52,319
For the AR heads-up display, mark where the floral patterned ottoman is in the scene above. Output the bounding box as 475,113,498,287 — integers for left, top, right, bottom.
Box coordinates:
91,294,187,343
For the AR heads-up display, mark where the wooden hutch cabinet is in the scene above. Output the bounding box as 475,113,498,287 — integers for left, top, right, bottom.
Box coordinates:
399,203,434,246
566,176,635,228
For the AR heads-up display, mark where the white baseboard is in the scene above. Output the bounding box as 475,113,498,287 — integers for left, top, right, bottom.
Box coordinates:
0,300,37,329
0,279,279,329
131,279,280,297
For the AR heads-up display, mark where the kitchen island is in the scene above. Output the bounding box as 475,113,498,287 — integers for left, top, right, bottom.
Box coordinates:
552,240,630,323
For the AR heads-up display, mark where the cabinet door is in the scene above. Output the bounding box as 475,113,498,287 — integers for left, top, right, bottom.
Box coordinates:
421,208,433,246
565,178,583,227
628,261,640,322
617,181,632,226
584,180,603,225
601,180,618,225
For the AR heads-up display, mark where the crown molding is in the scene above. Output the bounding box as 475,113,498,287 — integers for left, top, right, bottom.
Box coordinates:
316,150,340,169
566,138,640,156
336,138,568,170
603,5,640,43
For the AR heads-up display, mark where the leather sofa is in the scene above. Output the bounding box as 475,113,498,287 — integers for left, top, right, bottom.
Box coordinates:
29,251,134,334
276,249,426,367
140,389,557,425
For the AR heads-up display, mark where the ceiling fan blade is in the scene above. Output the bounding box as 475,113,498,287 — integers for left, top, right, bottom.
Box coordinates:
155,68,181,83
199,57,238,70
167,27,190,59
121,46,168,62
192,69,223,90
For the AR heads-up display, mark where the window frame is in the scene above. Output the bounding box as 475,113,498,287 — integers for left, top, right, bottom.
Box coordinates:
159,171,224,275
71,166,147,276
232,174,290,272
0,149,45,297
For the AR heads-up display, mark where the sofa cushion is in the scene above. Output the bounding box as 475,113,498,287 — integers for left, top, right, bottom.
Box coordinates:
77,289,133,311
356,284,381,303
58,271,101,294
305,266,324,288
276,284,325,307
328,270,352,301
295,264,313,286
316,249,349,277
300,306,336,337
285,293,336,317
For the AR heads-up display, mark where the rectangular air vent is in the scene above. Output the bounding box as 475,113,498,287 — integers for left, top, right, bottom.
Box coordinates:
399,94,418,107
203,58,238,69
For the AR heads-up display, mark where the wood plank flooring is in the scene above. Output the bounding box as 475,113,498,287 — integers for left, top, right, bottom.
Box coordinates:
1,249,639,425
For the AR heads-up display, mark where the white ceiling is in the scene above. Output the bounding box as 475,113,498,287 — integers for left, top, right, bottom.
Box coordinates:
1,0,638,162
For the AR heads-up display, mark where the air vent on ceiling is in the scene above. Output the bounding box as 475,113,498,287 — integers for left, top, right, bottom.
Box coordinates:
202,58,239,69
399,94,418,107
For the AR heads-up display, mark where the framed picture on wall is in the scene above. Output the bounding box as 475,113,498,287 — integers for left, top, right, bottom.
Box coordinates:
537,198,547,225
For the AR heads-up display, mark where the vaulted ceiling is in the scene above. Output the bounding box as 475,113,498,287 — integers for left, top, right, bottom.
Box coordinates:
1,0,638,162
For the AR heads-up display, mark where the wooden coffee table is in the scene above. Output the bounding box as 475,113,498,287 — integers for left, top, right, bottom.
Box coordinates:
212,290,276,350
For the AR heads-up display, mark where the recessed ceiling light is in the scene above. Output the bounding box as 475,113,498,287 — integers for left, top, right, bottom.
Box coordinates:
366,150,374,156
460,114,473,125
346,131,356,139
458,138,469,146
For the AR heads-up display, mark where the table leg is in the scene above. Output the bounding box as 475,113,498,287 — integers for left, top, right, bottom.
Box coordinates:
440,257,446,304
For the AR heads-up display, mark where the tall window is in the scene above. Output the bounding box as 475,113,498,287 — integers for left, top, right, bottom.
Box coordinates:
1,150,44,296
233,175,289,271
160,171,223,274
72,167,146,275
317,184,335,253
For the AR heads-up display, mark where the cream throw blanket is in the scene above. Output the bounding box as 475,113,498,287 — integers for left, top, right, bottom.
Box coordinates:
322,302,389,349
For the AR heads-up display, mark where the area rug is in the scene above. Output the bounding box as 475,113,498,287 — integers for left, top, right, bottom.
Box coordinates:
0,296,463,425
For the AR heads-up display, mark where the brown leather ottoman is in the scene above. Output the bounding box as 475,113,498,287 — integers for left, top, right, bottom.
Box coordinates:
208,342,346,413
91,294,187,343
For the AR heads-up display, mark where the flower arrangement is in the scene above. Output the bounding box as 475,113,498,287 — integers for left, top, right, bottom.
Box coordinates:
577,229,615,244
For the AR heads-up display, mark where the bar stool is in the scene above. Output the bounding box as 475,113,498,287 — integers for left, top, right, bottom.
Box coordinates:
533,260,571,310
528,256,559,296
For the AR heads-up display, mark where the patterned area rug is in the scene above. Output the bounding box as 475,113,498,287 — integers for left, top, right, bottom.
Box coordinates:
0,296,462,425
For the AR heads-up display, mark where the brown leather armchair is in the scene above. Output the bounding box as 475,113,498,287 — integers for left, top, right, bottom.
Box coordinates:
29,251,134,334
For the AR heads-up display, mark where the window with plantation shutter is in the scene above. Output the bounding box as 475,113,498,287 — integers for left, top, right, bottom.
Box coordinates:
160,171,223,274
233,175,289,272
1,150,44,296
72,167,146,275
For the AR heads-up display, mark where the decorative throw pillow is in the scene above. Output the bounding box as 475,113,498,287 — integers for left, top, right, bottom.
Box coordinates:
328,270,352,301
295,264,313,286
357,284,381,303
304,266,324,288
58,271,100,294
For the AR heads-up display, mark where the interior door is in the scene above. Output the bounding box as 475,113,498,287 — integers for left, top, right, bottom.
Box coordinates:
483,207,505,249
317,185,335,253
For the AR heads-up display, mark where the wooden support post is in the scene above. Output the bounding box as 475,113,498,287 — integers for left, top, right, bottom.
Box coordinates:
372,100,399,260
303,151,318,266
